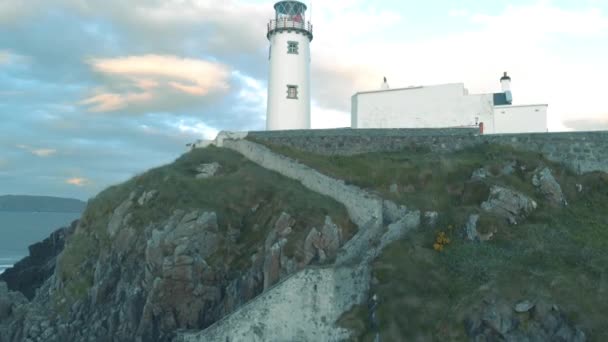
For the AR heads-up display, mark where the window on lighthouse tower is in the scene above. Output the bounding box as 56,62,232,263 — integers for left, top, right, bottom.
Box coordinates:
287,41,299,54
287,85,298,99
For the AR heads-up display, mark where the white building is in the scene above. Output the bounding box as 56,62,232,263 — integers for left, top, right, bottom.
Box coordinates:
266,1,313,131
351,73,548,134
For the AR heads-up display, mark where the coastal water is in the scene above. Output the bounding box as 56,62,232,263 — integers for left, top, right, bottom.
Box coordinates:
0,212,81,274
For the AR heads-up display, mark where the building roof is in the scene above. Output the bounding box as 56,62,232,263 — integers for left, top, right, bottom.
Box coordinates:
494,104,548,108
352,83,465,97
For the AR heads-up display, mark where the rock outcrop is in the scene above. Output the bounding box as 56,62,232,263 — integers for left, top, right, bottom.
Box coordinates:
465,297,586,342
303,216,343,265
382,201,407,225
423,211,439,228
471,167,491,181
195,162,221,179
0,220,78,300
137,190,158,206
481,186,537,224
533,167,567,206
465,214,481,242
0,282,27,321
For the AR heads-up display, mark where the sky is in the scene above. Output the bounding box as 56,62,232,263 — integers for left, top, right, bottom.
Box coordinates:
1,0,607,200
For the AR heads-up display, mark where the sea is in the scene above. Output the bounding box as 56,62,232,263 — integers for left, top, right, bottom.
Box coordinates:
0,212,81,275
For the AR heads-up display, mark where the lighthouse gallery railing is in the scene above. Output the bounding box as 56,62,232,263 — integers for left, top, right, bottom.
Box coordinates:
267,19,313,40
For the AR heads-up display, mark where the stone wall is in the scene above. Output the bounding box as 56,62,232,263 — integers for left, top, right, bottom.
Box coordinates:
247,128,608,174
220,138,384,228
176,264,370,342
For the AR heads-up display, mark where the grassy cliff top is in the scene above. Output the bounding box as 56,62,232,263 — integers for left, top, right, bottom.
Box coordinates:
254,139,608,341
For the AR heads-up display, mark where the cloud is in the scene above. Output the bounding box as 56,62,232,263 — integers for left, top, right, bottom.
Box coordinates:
0,0,268,199
173,120,220,141
0,51,8,64
311,103,351,129
449,9,470,17
16,144,57,157
65,177,90,187
80,91,153,112
563,115,608,131
308,2,608,131
88,55,230,96
471,4,608,37
81,55,231,113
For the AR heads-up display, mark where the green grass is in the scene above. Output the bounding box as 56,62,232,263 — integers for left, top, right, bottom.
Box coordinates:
249,139,608,341
363,189,608,342
249,139,551,213
56,146,355,308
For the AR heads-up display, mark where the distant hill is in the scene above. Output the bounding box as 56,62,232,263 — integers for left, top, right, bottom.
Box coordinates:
0,195,86,213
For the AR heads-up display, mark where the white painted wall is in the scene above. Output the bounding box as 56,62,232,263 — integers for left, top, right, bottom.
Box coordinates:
501,79,511,92
267,28,311,130
351,83,494,130
178,265,370,342
492,104,548,134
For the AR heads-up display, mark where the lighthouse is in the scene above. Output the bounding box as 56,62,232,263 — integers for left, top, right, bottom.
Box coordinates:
266,1,313,131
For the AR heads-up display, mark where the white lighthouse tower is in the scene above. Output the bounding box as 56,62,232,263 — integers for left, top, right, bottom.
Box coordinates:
266,1,313,131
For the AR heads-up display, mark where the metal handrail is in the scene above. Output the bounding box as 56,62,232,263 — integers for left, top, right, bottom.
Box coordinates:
267,19,313,38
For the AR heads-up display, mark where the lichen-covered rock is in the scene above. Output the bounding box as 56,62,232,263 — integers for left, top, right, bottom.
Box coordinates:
107,192,135,237
471,168,491,181
501,161,517,176
262,212,297,289
466,298,586,342
382,200,407,225
481,186,537,224
319,216,342,258
136,210,224,338
304,227,321,265
464,213,496,242
263,239,286,290
514,299,535,313
303,216,343,266
464,214,480,242
389,183,399,194
0,220,77,300
423,211,439,228
0,282,27,321
379,211,420,251
137,190,158,206
195,162,221,179
533,167,567,206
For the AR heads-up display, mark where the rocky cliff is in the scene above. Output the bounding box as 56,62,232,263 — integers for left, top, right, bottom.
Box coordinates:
0,147,355,342
0,220,78,300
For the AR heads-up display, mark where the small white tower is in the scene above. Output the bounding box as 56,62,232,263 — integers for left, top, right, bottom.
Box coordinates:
266,1,313,131
500,72,513,104
380,77,390,90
